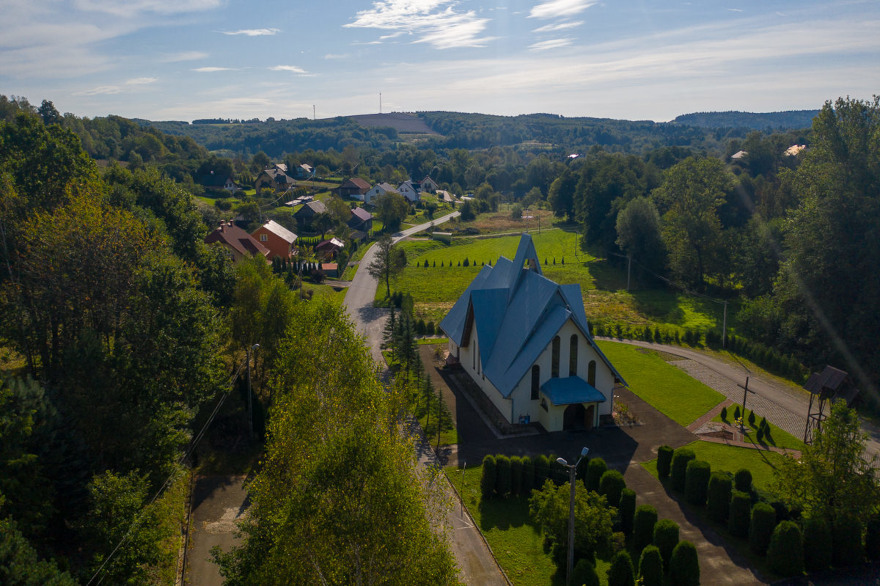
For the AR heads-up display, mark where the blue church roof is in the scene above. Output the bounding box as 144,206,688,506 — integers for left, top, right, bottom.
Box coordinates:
541,377,607,405
439,233,626,397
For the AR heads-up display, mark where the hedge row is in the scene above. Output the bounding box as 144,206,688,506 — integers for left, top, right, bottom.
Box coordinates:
480,453,569,499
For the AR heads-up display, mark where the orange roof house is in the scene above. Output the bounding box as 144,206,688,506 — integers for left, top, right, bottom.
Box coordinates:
205,221,269,263
252,220,298,260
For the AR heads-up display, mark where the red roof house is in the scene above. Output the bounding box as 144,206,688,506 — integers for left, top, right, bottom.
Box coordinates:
205,221,269,263
252,220,298,260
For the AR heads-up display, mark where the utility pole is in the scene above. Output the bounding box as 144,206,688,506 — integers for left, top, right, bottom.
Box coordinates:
313,105,316,120
739,376,753,432
557,447,589,586
379,92,382,114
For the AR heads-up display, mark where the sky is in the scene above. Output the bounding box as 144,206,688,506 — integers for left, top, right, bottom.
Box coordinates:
1,0,878,123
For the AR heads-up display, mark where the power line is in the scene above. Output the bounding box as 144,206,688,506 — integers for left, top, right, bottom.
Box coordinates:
87,357,250,585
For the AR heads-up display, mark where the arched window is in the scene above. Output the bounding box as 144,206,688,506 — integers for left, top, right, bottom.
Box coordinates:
588,360,597,386
531,365,540,400
551,336,560,378
569,335,578,377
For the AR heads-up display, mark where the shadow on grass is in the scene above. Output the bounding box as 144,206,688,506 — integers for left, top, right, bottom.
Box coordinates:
478,494,539,533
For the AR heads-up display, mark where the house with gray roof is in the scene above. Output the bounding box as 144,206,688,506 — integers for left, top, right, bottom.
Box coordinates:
439,234,626,432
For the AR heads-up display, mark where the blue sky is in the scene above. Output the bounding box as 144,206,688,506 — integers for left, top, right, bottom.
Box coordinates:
1,0,878,122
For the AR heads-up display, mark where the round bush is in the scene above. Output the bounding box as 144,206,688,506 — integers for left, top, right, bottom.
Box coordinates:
866,514,880,561
495,455,511,497
638,545,663,586
534,454,551,487
749,502,777,556
570,558,600,586
619,488,637,536
587,457,608,492
669,541,700,586
832,514,864,567
653,518,680,570
802,517,832,572
480,455,496,499
767,520,804,577
521,456,534,494
510,456,523,497
633,504,658,553
599,470,626,509
607,550,635,586
684,460,711,506
671,448,695,492
728,490,751,538
657,445,674,479
707,471,733,524
734,468,752,493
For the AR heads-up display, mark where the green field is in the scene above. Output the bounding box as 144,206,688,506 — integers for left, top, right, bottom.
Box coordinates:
446,465,611,585
641,440,788,492
597,341,724,426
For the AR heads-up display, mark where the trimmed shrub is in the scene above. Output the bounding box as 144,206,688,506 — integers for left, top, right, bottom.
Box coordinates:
633,505,658,553
599,470,626,509
734,468,752,493
534,454,550,486
866,514,880,561
707,471,733,524
510,456,523,496
720,406,728,420
767,520,804,577
480,455,496,499
669,541,700,586
653,518,680,570
521,456,534,494
802,517,832,572
607,550,635,586
748,411,756,427
685,460,711,506
619,488,637,535
549,454,565,485
657,445,674,479
571,558,600,586
586,457,608,492
670,448,695,492
638,545,663,586
728,490,751,537
495,455,511,497
832,514,864,567
749,502,777,555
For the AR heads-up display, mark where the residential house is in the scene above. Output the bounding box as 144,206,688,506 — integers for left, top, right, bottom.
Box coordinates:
295,164,315,179
420,176,440,193
337,178,372,200
365,182,398,205
204,221,269,264
199,172,239,194
294,200,328,228
347,207,373,233
439,234,626,432
255,167,294,194
398,180,420,203
436,190,456,204
315,237,345,260
251,220,298,260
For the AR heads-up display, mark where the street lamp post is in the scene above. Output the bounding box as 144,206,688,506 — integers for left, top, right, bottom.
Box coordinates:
557,446,590,585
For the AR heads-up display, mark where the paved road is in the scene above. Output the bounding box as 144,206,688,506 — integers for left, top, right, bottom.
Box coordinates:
598,338,880,459
343,212,508,585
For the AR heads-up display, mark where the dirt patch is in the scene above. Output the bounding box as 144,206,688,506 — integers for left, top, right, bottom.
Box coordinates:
470,209,554,233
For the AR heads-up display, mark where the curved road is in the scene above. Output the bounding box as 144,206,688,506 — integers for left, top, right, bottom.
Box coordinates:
343,212,509,585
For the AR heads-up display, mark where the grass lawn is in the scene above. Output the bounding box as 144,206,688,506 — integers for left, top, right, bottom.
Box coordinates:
302,283,346,307
446,465,614,585
597,341,724,426
642,440,788,492
714,409,805,452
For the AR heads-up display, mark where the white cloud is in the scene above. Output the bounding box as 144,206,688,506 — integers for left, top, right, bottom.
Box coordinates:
345,1,492,49
78,85,124,96
126,77,158,85
529,0,597,19
193,66,235,72
222,28,280,36
269,65,307,73
162,51,208,62
529,38,573,51
533,20,584,33
324,53,351,60
74,0,222,16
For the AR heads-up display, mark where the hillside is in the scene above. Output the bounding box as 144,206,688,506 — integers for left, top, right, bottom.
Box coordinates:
673,110,819,130
350,112,438,135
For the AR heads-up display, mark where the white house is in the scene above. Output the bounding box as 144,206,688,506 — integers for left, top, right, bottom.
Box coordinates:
365,182,398,204
439,234,626,432
397,180,420,203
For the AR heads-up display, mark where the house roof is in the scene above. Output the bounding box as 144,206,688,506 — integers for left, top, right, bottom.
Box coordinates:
439,234,625,398
257,220,297,244
295,200,327,217
372,182,396,193
350,207,372,222
541,377,607,405
342,177,371,190
205,221,269,258
316,237,345,251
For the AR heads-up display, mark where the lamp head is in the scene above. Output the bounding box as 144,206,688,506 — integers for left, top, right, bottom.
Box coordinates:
580,447,590,458
556,457,568,466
